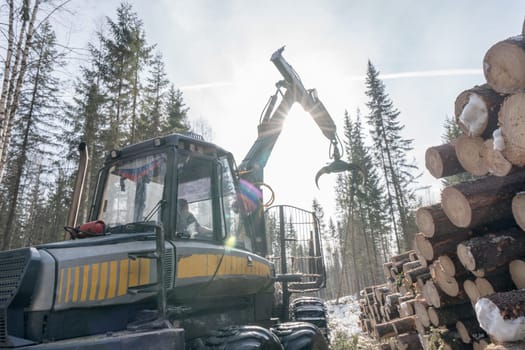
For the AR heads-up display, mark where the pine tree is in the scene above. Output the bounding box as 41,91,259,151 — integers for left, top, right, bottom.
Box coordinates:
364,61,419,252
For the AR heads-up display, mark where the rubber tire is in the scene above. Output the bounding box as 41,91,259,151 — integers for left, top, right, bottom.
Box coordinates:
289,297,329,342
272,322,328,350
192,325,284,350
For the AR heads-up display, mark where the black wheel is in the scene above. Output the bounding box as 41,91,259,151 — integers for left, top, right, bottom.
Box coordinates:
190,325,284,350
289,297,329,342
272,322,329,350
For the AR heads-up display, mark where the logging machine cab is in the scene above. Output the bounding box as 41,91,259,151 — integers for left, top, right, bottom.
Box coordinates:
93,134,261,252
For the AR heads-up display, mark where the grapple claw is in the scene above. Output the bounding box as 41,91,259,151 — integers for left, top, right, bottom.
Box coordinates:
315,159,366,189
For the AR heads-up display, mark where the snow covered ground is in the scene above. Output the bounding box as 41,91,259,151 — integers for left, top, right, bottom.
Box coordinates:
326,295,375,348
326,295,363,337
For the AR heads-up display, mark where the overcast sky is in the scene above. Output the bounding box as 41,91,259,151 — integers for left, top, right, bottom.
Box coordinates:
61,1,524,221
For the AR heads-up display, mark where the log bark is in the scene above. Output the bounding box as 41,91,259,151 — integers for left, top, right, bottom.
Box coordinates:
428,303,476,327
424,280,467,308
441,170,525,228
498,93,525,166
404,265,430,285
484,37,525,94
438,329,473,350
402,260,422,274
416,203,461,238
512,192,525,231
392,250,415,263
415,273,432,295
399,299,416,317
454,84,504,138
426,143,465,178
394,332,423,350
509,259,525,289
456,318,486,344
415,230,473,262
480,139,514,177
475,274,515,297
374,316,417,340
476,290,525,342
456,228,525,273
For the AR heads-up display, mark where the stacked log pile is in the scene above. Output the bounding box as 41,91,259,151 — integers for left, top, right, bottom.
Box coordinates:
358,250,426,349
359,19,525,350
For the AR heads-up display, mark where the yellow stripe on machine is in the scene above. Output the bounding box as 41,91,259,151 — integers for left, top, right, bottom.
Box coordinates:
177,254,270,279
56,257,154,306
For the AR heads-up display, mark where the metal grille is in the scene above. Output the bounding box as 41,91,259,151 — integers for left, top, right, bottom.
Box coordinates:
265,205,326,291
163,247,174,289
0,255,28,304
0,248,31,347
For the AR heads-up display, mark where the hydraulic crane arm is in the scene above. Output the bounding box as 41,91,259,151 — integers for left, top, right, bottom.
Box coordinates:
239,47,359,187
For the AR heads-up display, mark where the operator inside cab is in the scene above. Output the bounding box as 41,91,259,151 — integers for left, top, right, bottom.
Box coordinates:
176,198,212,239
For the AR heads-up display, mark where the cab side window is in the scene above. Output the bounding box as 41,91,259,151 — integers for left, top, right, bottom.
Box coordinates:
218,156,251,250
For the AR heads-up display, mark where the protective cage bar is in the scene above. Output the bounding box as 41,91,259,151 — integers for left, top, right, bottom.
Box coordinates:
264,205,326,291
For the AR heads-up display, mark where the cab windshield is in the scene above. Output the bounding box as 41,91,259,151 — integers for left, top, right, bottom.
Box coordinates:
98,153,167,227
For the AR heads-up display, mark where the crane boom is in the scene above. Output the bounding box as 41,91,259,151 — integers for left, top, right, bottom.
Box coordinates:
239,47,353,186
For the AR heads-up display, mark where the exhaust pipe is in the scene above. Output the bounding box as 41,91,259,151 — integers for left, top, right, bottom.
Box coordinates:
64,142,89,239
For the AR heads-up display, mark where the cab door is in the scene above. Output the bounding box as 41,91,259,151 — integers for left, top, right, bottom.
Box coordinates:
172,153,273,302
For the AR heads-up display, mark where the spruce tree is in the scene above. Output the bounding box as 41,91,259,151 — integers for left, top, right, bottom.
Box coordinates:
99,2,152,148
441,115,477,186
163,84,190,134
364,61,419,252
138,51,170,140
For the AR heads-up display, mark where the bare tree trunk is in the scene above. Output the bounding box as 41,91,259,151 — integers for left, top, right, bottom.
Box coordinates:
0,0,40,184
2,40,43,250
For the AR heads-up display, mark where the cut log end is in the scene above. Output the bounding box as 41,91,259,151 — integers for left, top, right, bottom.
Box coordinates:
455,135,489,176
500,93,525,166
442,186,471,228
512,192,525,231
481,139,513,177
415,206,435,237
457,243,476,272
509,259,525,289
464,279,481,304
426,146,445,178
484,40,525,94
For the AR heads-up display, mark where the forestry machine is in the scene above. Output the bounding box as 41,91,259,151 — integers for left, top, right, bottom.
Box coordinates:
0,47,358,350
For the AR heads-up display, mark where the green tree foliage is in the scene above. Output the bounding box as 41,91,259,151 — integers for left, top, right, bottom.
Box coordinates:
0,21,65,249
441,115,477,186
364,61,419,252
163,84,190,134
138,52,170,140
98,2,153,148
0,3,196,248
334,110,390,294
